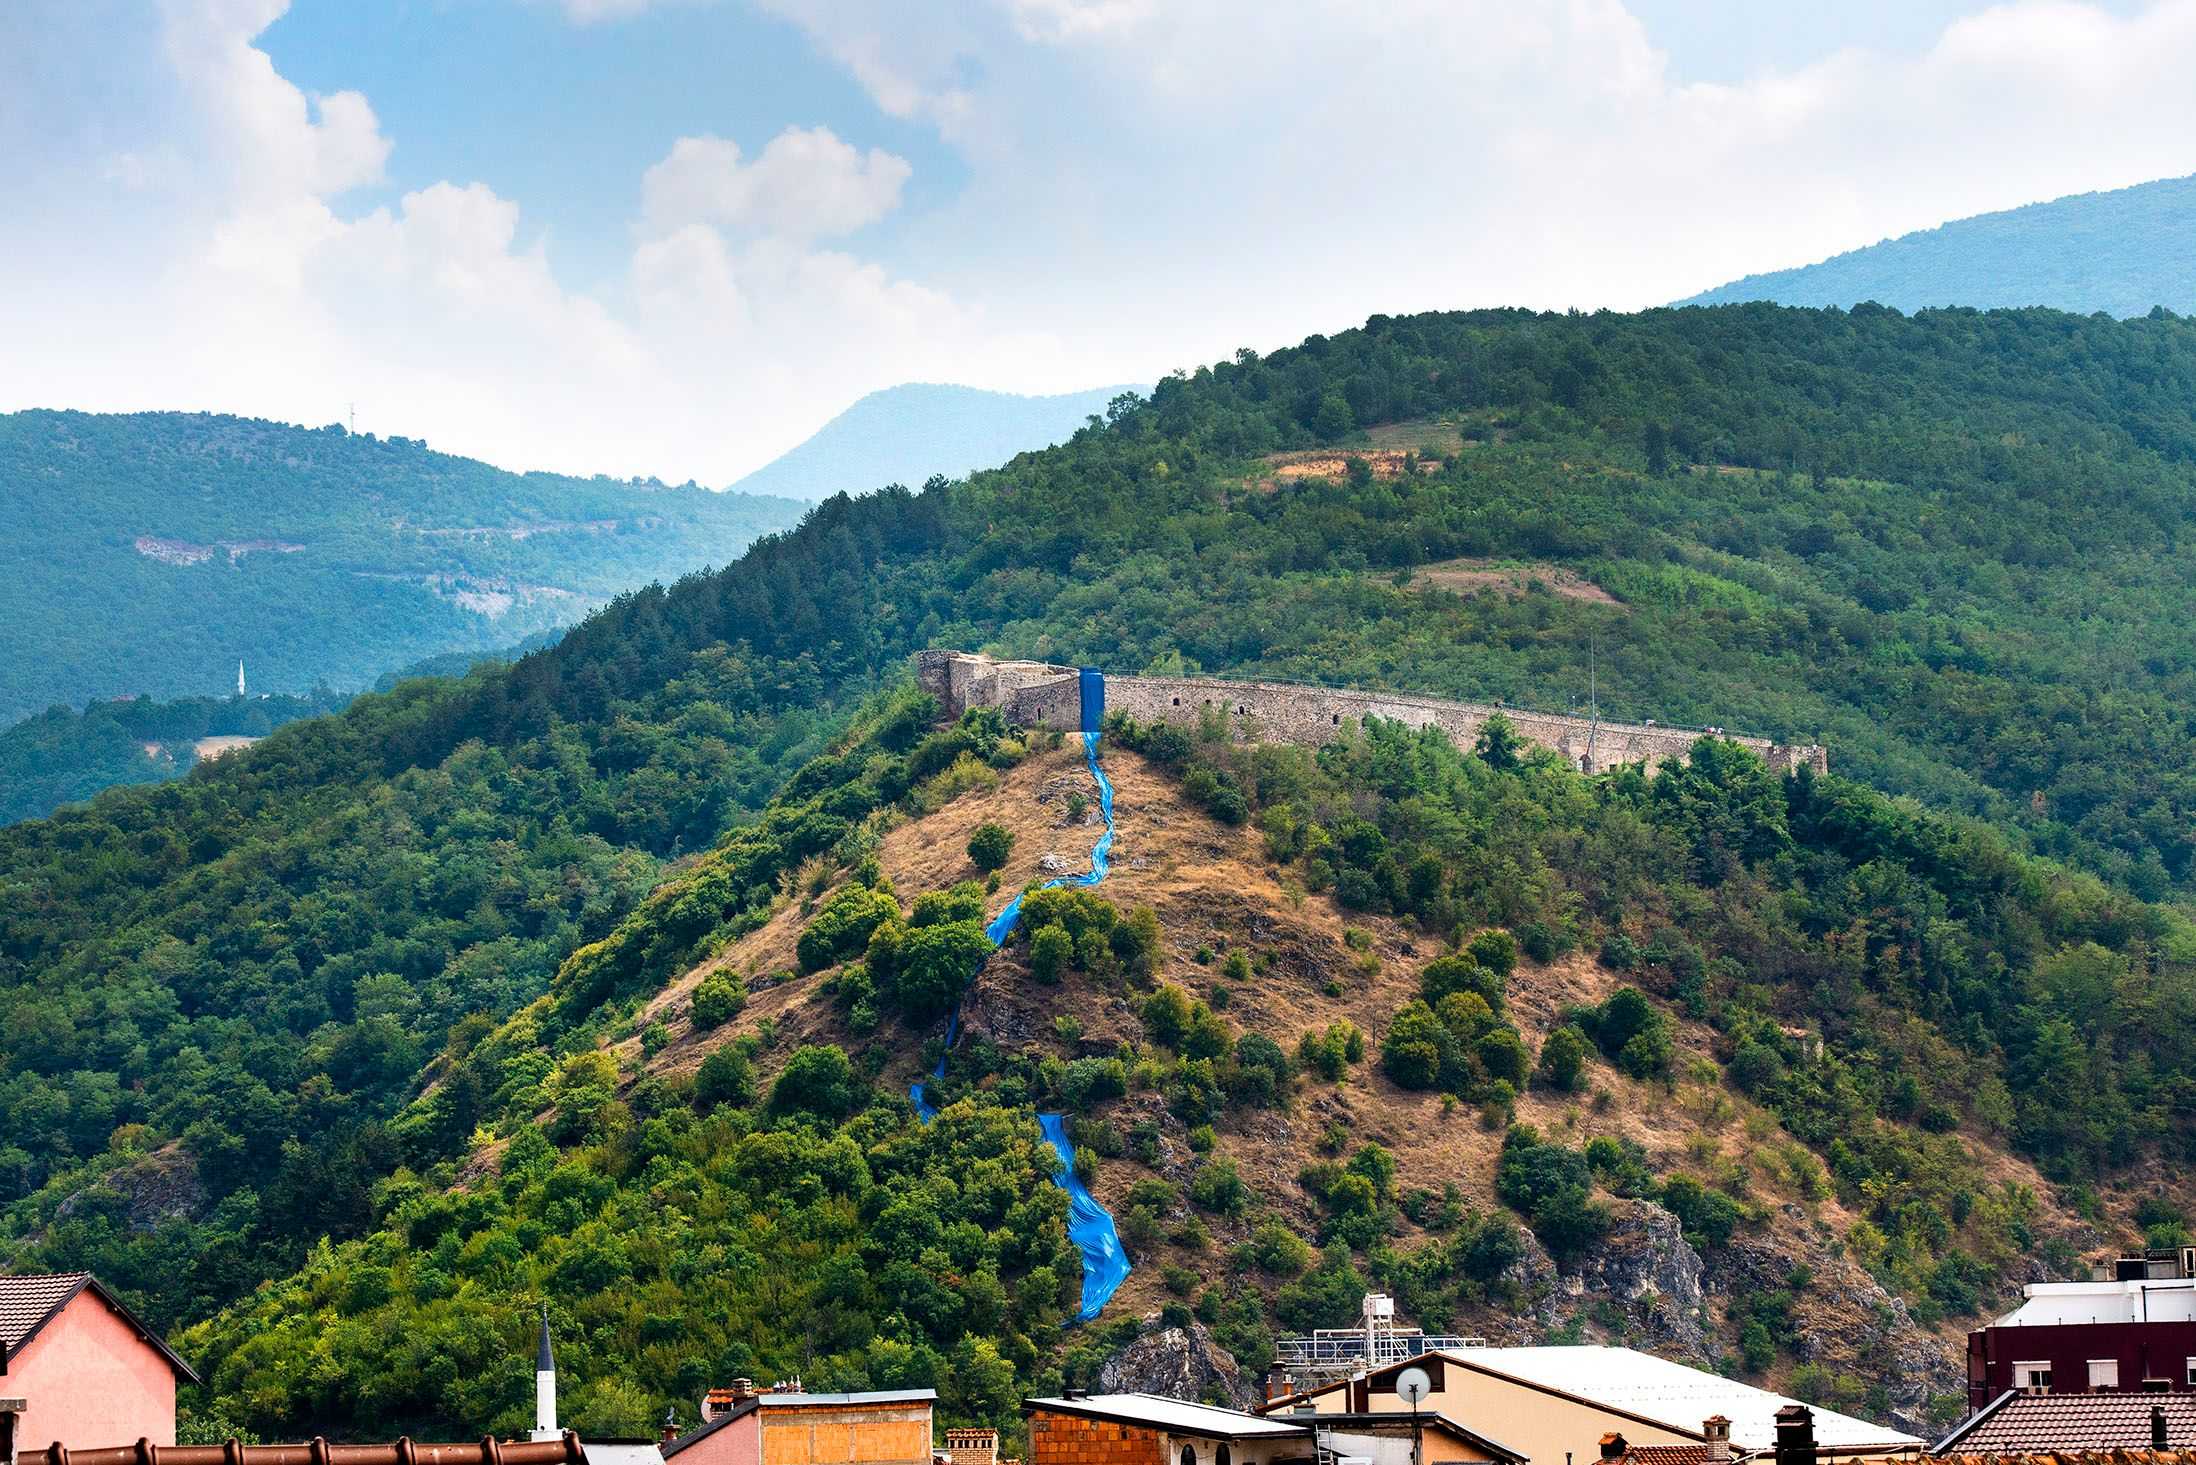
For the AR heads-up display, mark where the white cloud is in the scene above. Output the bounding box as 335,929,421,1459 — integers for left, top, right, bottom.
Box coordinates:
640,127,912,241
761,0,2196,327
7,0,2196,488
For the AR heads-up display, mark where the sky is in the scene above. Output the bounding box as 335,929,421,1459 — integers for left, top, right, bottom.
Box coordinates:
1,0,2189,486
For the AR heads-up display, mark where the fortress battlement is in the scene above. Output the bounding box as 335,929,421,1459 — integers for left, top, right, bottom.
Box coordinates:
914,649,1827,777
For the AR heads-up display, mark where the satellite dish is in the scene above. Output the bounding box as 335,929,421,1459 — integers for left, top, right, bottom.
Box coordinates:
1394,1367,1432,1407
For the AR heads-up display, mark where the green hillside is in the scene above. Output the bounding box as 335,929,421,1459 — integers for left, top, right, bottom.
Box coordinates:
0,636,559,827
1680,174,2196,316
11,304,2196,1436
0,411,805,723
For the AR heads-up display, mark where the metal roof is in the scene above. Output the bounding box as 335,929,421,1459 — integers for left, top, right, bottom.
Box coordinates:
1432,1347,1920,1451
1029,1394,1313,1439
759,1390,939,1407
1990,1281,2196,1327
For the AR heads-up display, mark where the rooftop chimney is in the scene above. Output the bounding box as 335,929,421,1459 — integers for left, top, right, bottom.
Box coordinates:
1704,1416,1731,1465
664,1407,682,1446
1600,1435,1626,1462
1774,1406,1814,1465
2154,1406,2169,1452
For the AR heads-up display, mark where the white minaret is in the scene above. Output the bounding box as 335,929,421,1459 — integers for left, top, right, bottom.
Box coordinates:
237,660,246,697
532,1305,559,1441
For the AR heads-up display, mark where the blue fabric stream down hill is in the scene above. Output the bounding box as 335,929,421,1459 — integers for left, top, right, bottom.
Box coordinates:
909,668,1129,1321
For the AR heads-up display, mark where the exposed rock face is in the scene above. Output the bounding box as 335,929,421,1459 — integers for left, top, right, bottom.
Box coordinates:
1708,1227,1964,1436
1479,1201,1710,1359
1562,1200,1714,1363
1099,1317,1255,1408
51,1143,204,1231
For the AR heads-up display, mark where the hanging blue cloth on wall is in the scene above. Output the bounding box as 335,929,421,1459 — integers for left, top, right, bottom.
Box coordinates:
907,668,1129,1321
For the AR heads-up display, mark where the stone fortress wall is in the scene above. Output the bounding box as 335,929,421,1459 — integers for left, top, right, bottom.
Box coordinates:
915,650,1828,777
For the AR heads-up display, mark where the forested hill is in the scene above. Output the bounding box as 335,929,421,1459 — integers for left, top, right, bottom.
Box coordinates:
0,411,805,723
14,303,2196,1434
0,634,558,827
1680,173,2196,316
726,382,1141,501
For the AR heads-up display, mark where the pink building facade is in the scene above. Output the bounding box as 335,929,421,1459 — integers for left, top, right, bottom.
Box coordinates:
1,1273,198,1448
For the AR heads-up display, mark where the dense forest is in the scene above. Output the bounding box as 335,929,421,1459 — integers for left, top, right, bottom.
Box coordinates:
1681,172,2196,317
12,302,2196,1435
0,411,805,722
0,636,557,827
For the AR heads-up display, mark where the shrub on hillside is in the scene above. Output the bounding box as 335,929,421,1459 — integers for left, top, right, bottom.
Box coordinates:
967,822,1015,872
797,882,900,973
690,974,748,1029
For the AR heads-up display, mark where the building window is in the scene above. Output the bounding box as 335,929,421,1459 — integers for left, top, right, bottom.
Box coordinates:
2014,1362,2053,1393
2089,1359,2121,1390
1180,1448,1196,1465
1217,1447,1231,1465
2186,1358,2196,1388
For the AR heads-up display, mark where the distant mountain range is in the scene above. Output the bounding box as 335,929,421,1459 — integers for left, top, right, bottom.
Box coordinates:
727,382,1143,500
0,410,807,724
1680,172,2196,317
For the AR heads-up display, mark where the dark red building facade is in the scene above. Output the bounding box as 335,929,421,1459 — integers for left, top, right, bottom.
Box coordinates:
1968,1322,2196,1411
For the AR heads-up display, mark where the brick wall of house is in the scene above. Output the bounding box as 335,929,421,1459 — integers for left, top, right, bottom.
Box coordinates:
1027,1412,1165,1465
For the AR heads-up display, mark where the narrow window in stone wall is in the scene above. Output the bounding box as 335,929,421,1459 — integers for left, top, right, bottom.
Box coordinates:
1217,1447,1231,1465
1180,1448,1196,1465
1173,697,1180,706
1332,713,1340,725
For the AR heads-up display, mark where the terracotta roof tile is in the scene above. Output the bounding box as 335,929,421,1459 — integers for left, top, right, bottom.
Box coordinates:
0,1271,92,1352
0,1269,198,1383
1621,1447,1714,1465
1933,1451,2196,1465
1940,1396,2196,1454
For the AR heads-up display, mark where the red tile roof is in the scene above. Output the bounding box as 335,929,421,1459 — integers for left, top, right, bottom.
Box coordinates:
22,1436,596,1465
0,1272,92,1355
1619,1448,1715,1465
1936,1396,2196,1455
1933,1453,2196,1465
0,1270,198,1383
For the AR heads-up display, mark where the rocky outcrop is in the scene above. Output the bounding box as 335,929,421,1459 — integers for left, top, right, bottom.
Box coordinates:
1099,1317,1255,1408
1479,1201,1712,1359
1561,1200,1714,1363
51,1143,204,1232
1707,1221,1963,1435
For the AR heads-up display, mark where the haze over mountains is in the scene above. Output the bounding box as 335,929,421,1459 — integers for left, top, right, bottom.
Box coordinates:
0,410,806,725
1681,173,2196,316
726,383,1143,501
0,385,1141,821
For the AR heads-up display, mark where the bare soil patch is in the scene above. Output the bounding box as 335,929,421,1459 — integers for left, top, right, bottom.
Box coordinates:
1410,557,1623,606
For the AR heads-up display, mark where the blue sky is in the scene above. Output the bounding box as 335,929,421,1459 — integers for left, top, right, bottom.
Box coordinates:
258,2,965,292
4,0,2194,484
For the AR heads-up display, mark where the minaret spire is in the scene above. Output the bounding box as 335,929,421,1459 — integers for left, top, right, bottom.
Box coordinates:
532,1303,559,1441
